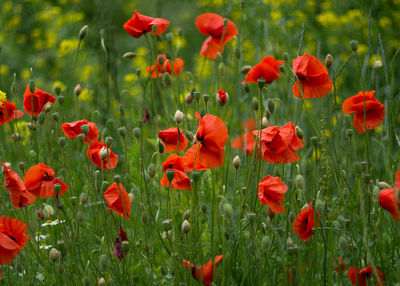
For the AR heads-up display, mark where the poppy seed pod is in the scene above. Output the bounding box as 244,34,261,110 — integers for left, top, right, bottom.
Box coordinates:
49,248,60,262
166,32,174,43
105,136,113,147
349,40,358,52
113,175,121,184
261,235,271,253
257,78,266,89
181,220,190,234
203,93,209,103
311,136,319,146
80,124,90,134
193,91,201,101
166,169,175,182
101,181,110,192
174,110,184,124
52,112,59,122
123,52,137,59
53,85,61,96
162,73,172,87
325,54,333,69
192,170,200,182
147,163,156,178
58,95,64,104
118,126,127,137
79,25,88,40
232,155,241,169
133,127,141,138
54,183,61,195
18,161,26,171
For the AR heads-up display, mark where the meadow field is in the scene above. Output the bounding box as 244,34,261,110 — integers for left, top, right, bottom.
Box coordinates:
0,0,399,285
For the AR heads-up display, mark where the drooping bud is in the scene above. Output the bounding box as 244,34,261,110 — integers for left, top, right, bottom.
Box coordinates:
325,54,333,69
377,181,391,189
123,52,137,59
267,99,275,115
295,126,303,139
232,155,241,169
240,65,252,74
79,25,89,40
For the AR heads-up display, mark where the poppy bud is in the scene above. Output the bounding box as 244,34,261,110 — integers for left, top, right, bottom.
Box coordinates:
147,163,156,178
18,161,26,172
97,278,106,286
192,170,200,182
158,140,165,153
174,110,184,124
223,203,233,219
372,185,380,202
349,40,358,52
28,80,35,94
295,126,303,140
128,192,135,201
77,210,84,222
133,127,141,138
377,181,391,189
38,112,45,124
233,155,241,169
325,54,333,69
166,32,174,43
288,212,295,223
201,202,208,213
166,169,175,182
79,25,89,40
267,99,275,115
185,92,193,104
218,62,226,78
183,130,194,142
247,212,256,224
373,60,383,70
54,183,61,195
42,204,54,218
181,220,190,234
261,235,271,253
183,209,190,220
261,117,269,128
294,175,304,190
58,137,66,148
252,97,258,110
162,73,172,87
162,219,172,231
141,212,149,224
49,248,60,262
51,113,59,123
80,192,88,205
80,124,89,135
216,89,229,105
311,136,319,146
44,102,53,113
123,52,137,59
118,126,127,138
105,136,113,147
257,78,266,89
240,65,252,74
286,236,294,248
203,93,209,103
101,181,110,192
99,254,109,271
282,52,289,63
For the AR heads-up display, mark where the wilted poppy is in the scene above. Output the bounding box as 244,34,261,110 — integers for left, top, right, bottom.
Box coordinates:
23,163,69,198
104,182,131,219
158,127,188,153
195,13,238,59
252,121,304,164
379,170,400,220
183,255,223,286
160,154,191,191
347,265,384,286
123,10,169,38
293,203,319,242
183,112,228,171
292,53,332,98
61,119,99,144
0,100,23,126
0,216,30,265
87,141,118,169
258,175,288,214
23,84,55,116
342,90,385,134
1,163,35,209
216,89,228,105
243,56,284,84
147,54,184,78
231,118,257,155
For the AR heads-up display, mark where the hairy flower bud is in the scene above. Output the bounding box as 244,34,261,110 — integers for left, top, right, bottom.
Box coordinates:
174,110,184,124
232,155,241,169
181,220,190,234
79,25,89,40
49,248,60,262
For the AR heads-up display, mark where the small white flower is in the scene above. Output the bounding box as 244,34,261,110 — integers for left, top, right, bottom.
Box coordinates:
36,272,45,281
41,219,65,227
39,244,53,250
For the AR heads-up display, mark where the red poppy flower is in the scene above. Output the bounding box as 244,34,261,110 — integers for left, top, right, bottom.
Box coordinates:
104,182,131,219
146,54,184,78
123,10,169,38
258,175,288,214
160,154,191,191
158,127,188,153
87,141,118,169
293,203,319,242
347,265,384,286
252,121,304,164
23,85,55,116
379,170,400,220
0,100,23,126
0,216,30,265
195,13,238,59
232,118,257,155
243,56,284,84
23,163,69,198
342,90,385,134
292,53,332,98
183,113,228,171
334,257,347,273
183,255,223,286
61,119,99,144
2,163,35,209
216,89,228,105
